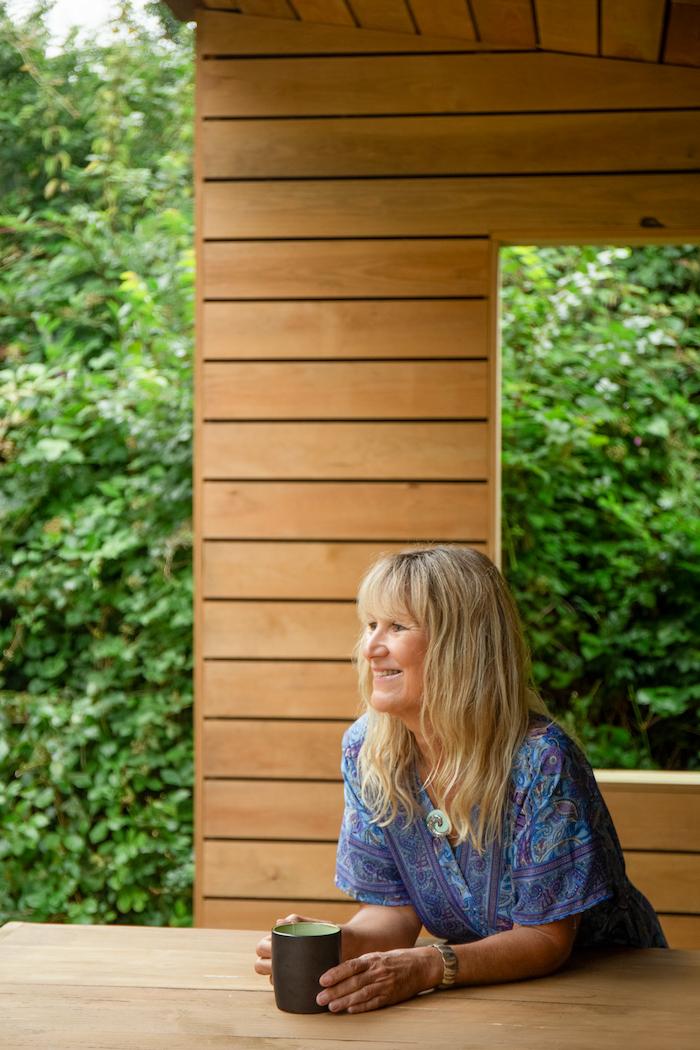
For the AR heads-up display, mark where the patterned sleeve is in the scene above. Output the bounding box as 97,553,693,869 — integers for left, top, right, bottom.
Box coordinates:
334,734,412,906
510,731,615,925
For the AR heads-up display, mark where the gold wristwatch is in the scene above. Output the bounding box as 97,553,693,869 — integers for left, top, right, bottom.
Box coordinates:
431,943,459,988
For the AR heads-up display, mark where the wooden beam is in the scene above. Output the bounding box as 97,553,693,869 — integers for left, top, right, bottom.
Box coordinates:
201,299,489,360
201,481,490,540
201,660,360,717
199,52,700,116
202,239,490,298
201,361,489,420
202,175,700,239
201,110,700,179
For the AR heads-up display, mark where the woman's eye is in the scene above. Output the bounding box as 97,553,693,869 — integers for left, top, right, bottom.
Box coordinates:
367,622,377,632
391,623,407,632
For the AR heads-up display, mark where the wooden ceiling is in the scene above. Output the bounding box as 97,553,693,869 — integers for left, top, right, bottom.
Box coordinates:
167,1,700,68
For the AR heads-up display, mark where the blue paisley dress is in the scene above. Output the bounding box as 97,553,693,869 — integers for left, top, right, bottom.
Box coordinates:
335,714,667,948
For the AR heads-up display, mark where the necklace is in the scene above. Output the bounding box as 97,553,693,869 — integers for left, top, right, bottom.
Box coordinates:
426,808,452,838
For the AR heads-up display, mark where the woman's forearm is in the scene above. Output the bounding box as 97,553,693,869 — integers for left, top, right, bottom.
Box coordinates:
341,904,422,960
426,918,578,990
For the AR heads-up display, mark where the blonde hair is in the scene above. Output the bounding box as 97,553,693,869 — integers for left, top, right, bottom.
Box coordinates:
355,545,550,851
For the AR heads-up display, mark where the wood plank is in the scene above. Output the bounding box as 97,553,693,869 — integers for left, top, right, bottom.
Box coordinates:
350,0,415,34
202,175,700,239
624,852,700,913
203,239,490,299
533,0,598,55
203,779,345,838
237,0,296,17
599,784,700,852
665,1,700,67
3,966,700,1050
658,914,700,949
201,299,489,360
202,361,489,420
202,480,490,539
471,0,537,45
201,110,700,178
410,0,477,40
601,0,666,61
202,719,349,778
201,421,490,479
202,540,487,599
202,659,361,718
293,0,355,26
203,840,341,897
199,897,360,928
197,9,518,52
199,52,700,116
595,770,700,786
203,600,358,658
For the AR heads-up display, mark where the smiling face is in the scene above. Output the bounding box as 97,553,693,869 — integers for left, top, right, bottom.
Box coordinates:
361,613,428,733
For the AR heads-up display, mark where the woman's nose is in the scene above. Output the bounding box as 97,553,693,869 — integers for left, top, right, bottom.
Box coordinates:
363,628,388,659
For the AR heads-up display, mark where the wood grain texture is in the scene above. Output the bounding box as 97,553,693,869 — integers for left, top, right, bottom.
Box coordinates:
203,779,345,838
201,421,490,480
202,239,490,299
199,52,700,117
201,299,489,360
202,175,700,239
202,719,349,778
624,852,700,913
471,0,537,46
601,0,666,61
350,0,414,33
202,481,490,539
410,0,477,40
203,600,358,658
199,898,360,929
202,840,341,897
202,540,488,599
535,0,598,55
237,0,296,18
657,914,700,949
202,659,360,718
197,9,516,53
665,1,700,66
202,360,489,420
201,110,700,178
293,0,355,26
599,784,700,852
3,932,700,1048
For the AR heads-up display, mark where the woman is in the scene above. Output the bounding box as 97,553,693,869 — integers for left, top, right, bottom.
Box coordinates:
256,546,666,1013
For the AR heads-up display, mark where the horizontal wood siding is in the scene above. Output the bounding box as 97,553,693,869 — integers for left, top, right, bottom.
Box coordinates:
194,11,700,942
202,299,489,360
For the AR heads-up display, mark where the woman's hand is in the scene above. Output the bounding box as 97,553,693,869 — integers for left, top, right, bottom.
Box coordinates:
316,945,441,1014
254,913,326,979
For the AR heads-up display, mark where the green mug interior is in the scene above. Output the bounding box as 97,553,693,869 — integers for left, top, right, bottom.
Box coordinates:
273,921,340,937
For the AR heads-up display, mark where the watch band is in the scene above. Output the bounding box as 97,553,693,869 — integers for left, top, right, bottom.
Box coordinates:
431,943,459,988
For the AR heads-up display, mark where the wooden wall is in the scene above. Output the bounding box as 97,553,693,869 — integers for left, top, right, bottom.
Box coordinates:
193,11,700,944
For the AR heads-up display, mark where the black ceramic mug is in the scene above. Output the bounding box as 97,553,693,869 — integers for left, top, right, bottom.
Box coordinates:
271,920,342,1014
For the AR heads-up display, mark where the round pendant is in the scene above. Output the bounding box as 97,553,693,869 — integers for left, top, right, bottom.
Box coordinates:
426,808,452,838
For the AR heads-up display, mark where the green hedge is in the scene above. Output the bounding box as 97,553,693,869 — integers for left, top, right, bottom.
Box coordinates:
0,5,195,925
502,244,699,770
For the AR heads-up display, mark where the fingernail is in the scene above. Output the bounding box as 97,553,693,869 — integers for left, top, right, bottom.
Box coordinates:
317,993,328,1005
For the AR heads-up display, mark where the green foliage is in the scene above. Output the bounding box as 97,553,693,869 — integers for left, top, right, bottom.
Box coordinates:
502,244,700,769
0,3,195,924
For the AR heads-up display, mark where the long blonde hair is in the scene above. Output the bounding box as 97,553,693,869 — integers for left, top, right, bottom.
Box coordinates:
355,545,550,851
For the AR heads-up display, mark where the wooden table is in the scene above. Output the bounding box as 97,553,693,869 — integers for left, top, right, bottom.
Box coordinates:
1,922,697,1049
